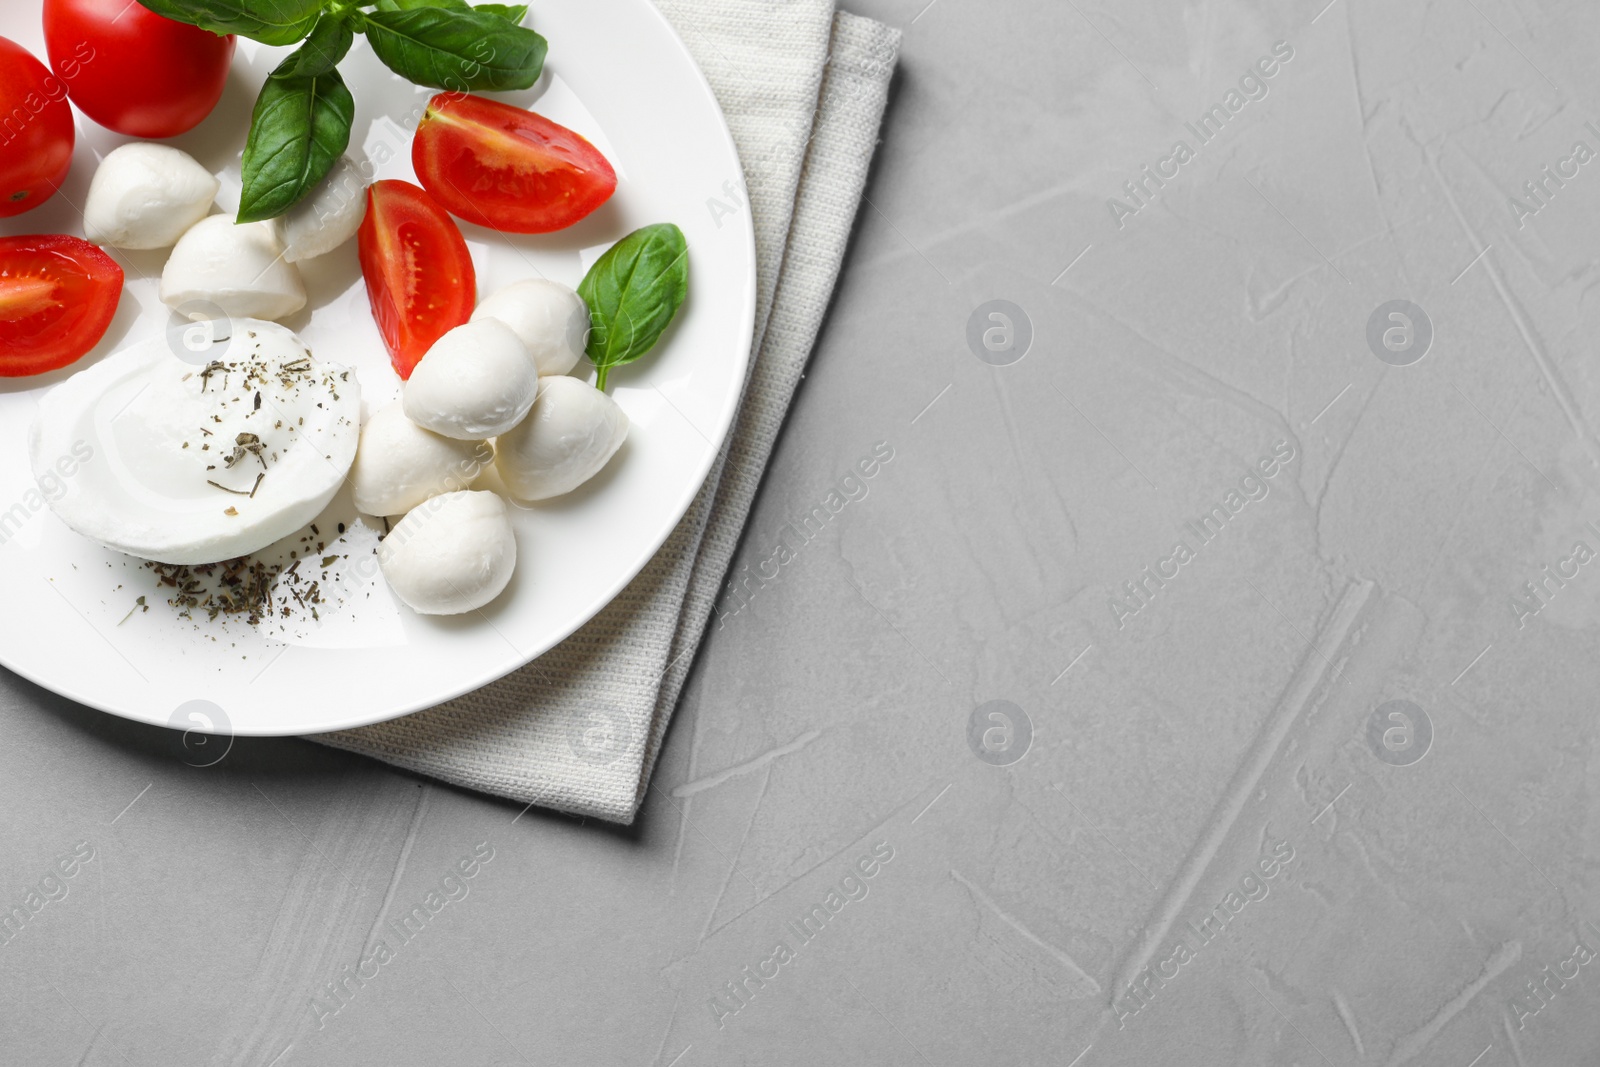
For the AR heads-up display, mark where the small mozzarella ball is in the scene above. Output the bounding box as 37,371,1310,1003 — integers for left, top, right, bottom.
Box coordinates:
378,491,517,615
279,156,367,263
494,375,628,501
84,143,220,250
403,319,539,440
350,401,493,517
471,278,588,376
161,215,306,322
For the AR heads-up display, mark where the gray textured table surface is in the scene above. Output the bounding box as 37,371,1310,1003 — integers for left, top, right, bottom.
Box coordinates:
8,0,1600,1063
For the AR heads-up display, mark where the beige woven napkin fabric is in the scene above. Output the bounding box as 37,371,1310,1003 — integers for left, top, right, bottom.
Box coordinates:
313,3,902,823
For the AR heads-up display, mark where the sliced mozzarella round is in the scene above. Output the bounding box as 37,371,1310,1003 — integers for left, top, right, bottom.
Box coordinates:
471,278,589,377
351,401,492,517
279,156,368,263
494,375,628,501
29,320,359,565
403,319,539,440
378,491,516,615
161,215,306,322
83,143,220,251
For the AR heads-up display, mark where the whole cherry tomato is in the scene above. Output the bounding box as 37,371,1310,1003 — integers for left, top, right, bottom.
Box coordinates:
42,0,235,138
0,36,74,218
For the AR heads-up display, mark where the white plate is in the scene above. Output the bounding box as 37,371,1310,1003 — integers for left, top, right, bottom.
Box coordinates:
0,0,755,735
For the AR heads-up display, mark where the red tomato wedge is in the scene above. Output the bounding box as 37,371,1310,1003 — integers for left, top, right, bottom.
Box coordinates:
0,235,122,377
412,93,617,234
358,180,477,380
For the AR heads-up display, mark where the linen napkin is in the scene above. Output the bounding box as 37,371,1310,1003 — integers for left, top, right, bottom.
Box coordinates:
314,2,902,823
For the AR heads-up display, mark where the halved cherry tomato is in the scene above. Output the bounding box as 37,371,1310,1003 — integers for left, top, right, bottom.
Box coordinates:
357,180,476,380
412,93,617,234
42,0,235,138
0,235,123,377
0,36,74,218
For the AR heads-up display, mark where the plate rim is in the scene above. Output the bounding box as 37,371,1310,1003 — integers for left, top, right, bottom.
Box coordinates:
0,0,758,737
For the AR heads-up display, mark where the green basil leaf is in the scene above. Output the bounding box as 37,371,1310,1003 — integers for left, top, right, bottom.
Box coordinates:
578,224,689,390
373,0,468,10
363,8,546,91
474,3,527,22
373,0,523,16
237,68,355,223
271,12,355,78
134,0,323,46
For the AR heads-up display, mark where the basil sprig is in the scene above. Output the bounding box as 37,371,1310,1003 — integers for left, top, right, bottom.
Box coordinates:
136,0,546,222
473,3,529,21
364,8,547,92
578,224,690,391
272,11,354,78
375,0,528,18
137,0,324,47
237,64,355,223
